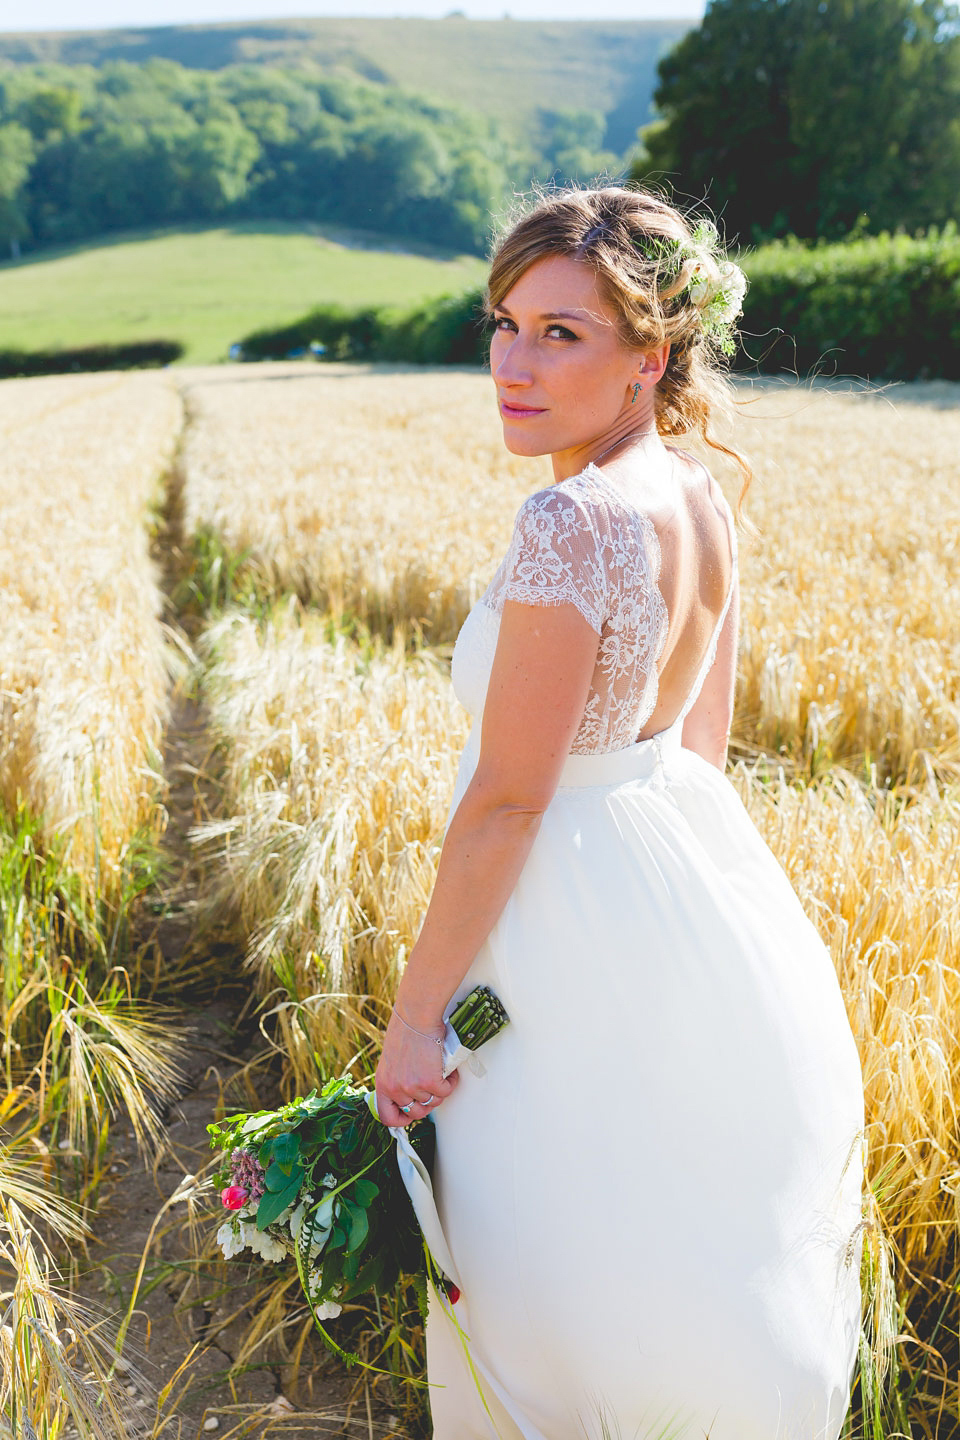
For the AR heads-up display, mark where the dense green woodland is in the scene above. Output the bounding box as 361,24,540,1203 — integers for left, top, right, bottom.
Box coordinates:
0,17,687,159
2,1,959,264
634,0,960,243
0,9,681,262
0,62,604,258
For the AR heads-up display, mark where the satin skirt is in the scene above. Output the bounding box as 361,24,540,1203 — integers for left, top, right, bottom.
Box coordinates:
425,719,864,1440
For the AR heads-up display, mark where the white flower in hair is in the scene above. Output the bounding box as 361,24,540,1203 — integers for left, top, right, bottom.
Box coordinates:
687,264,713,307
718,260,748,313
702,259,748,330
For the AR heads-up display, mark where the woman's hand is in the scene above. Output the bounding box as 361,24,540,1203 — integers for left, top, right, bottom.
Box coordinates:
375,1007,459,1129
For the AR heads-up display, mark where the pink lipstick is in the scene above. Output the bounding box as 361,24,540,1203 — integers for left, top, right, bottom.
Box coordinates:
500,401,546,418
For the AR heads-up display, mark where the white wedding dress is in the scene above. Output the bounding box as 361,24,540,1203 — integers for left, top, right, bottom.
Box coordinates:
424,453,865,1440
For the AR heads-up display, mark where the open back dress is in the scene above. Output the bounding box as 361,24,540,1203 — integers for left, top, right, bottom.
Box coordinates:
424,452,865,1440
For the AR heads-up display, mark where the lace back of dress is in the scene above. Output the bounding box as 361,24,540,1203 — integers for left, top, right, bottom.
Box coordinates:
482,471,665,754
481,463,739,757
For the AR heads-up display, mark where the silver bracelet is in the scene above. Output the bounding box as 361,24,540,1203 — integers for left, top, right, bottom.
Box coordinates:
392,1004,444,1049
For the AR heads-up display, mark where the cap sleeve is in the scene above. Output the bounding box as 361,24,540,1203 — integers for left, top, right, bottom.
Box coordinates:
490,486,607,635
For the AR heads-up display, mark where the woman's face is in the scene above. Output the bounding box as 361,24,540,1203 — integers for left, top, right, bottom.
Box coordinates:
489,253,665,472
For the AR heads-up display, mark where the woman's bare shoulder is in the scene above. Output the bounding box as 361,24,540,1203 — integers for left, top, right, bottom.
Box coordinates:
664,447,737,591
668,447,733,520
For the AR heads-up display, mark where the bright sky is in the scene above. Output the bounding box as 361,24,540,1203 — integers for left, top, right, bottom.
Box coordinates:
0,0,706,30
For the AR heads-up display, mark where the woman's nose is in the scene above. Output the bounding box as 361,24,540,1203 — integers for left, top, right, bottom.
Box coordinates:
492,337,532,387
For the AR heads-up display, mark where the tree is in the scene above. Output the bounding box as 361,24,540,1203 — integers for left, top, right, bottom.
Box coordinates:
538,108,624,185
0,122,34,257
633,0,960,242
176,114,260,214
17,85,83,142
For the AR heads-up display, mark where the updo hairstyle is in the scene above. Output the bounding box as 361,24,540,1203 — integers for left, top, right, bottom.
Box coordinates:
485,184,752,516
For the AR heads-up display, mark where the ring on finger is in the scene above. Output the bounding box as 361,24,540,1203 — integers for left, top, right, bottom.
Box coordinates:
399,1103,413,1115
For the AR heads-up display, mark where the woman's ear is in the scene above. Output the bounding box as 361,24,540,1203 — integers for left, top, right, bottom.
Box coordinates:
638,344,670,387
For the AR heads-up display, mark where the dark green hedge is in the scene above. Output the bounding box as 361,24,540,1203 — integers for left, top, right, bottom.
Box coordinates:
239,291,489,366
739,225,960,380
240,226,960,382
0,340,184,378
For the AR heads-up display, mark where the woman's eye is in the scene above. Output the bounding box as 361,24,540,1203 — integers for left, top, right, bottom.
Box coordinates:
491,317,575,340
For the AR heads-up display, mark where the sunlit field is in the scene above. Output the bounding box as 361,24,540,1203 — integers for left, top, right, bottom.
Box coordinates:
181,368,960,784
3,360,958,1434
0,371,181,881
179,364,960,1434
179,367,537,643
0,371,184,1433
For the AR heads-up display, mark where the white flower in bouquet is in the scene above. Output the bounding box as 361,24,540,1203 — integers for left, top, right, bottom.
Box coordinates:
289,1197,310,1239
216,1220,248,1259
246,1224,287,1263
306,1268,343,1319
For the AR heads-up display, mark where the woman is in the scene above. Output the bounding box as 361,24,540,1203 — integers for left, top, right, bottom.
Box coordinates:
374,185,865,1440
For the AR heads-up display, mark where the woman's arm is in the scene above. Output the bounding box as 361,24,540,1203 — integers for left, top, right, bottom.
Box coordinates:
374,598,599,1127
680,573,739,771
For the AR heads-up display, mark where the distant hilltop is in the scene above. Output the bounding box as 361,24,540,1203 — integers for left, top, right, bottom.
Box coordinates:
0,15,693,154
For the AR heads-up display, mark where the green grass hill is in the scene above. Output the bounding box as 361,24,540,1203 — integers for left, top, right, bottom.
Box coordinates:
0,221,489,365
0,17,691,153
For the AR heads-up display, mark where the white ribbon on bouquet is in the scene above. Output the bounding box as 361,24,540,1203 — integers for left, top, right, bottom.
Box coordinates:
371,1020,486,1288
373,1024,544,1439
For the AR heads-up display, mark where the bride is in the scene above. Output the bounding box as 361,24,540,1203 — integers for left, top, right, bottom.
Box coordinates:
374,184,865,1440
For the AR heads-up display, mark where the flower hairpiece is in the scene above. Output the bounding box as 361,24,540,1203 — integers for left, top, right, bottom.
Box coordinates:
631,221,747,357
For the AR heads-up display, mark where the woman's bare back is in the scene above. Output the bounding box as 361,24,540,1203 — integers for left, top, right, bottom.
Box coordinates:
634,447,738,741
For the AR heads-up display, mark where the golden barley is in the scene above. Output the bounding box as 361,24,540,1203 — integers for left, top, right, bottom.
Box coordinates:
180,366,960,1428
195,607,469,1080
0,371,182,892
179,366,536,641
729,382,960,783
181,369,960,781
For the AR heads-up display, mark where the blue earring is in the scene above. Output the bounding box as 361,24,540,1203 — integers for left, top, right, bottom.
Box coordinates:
631,382,643,403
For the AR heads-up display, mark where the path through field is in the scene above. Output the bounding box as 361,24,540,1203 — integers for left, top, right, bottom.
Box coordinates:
71,373,401,1436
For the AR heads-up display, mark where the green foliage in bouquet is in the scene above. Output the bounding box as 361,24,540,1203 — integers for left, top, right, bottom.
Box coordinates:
209,1075,436,1365
209,985,509,1375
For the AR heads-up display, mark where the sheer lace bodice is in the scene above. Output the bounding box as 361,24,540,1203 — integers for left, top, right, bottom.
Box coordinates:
451,457,738,756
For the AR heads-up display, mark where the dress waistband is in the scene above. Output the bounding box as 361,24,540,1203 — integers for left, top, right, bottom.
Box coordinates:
463,717,685,790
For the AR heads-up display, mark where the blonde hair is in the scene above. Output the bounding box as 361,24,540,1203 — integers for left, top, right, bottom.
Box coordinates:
485,183,753,519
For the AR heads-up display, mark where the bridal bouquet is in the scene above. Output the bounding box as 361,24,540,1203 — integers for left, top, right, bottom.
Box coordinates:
208,985,508,1359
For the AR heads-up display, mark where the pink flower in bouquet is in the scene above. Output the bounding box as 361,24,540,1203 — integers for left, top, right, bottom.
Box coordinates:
221,1185,249,1210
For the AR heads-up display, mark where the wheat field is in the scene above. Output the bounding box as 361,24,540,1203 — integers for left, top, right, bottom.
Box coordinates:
2,360,959,1435
181,368,960,781
0,371,182,887
0,372,185,1435
176,364,960,1433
